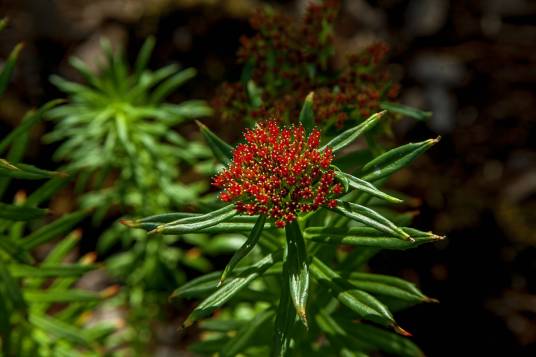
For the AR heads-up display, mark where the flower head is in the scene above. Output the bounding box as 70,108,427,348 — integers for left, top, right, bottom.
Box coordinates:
213,121,343,228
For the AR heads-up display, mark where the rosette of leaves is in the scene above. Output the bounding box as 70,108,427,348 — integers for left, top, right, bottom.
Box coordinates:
46,36,213,220
44,36,215,352
212,0,430,131
125,98,443,356
0,34,117,354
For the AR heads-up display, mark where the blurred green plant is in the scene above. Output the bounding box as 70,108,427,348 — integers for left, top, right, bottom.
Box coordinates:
126,97,443,356
0,22,117,354
46,37,212,220
44,36,215,352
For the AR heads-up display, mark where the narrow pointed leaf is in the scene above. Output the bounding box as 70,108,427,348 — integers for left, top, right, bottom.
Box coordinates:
0,259,26,310
172,263,281,299
380,101,432,121
285,220,310,327
299,92,315,134
0,203,47,221
134,36,156,79
305,226,444,250
197,121,233,165
0,43,23,97
0,235,33,264
272,267,295,357
9,264,95,278
336,171,402,203
360,138,440,182
222,309,274,357
0,159,64,180
348,272,436,304
332,200,412,241
21,210,87,250
219,214,266,286
23,289,103,303
151,68,197,104
29,314,90,347
335,316,424,357
316,311,375,353
310,257,395,327
153,205,237,234
183,250,282,327
0,99,63,155
321,111,385,152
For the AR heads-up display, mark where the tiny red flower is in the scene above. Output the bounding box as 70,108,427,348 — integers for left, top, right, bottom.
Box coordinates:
213,120,341,227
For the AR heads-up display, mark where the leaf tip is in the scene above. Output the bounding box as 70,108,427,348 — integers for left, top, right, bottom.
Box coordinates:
428,136,441,145
119,219,137,228
149,226,163,234
424,296,440,304
100,285,120,298
393,324,412,337
80,252,97,265
305,91,314,103
297,308,309,329
429,232,446,241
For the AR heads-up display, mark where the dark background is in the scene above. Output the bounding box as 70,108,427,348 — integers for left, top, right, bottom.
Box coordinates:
1,0,535,355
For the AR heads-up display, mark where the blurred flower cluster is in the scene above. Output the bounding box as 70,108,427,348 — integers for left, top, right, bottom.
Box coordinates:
212,0,399,127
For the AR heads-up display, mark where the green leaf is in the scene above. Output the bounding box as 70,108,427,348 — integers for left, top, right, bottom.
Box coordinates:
153,205,237,234
42,230,81,264
9,264,95,278
299,92,315,134
0,43,23,97
182,250,282,327
0,99,63,155
219,214,266,286
134,36,156,80
190,337,230,355
23,289,103,303
0,258,26,311
321,111,385,152
29,314,91,347
310,257,395,327
172,263,281,299
221,309,274,357
380,102,432,121
200,319,245,332
347,272,437,304
304,226,444,250
164,100,213,119
197,121,233,165
272,267,295,357
316,311,373,354
360,138,440,182
336,171,402,203
285,220,310,327
247,80,263,108
151,68,197,104
335,315,424,356
24,176,69,207
172,271,223,299
0,159,64,180
332,200,412,241
0,203,47,221
21,210,87,250
0,235,33,264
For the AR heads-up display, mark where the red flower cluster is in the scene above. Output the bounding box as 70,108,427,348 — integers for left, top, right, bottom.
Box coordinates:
213,121,343,228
